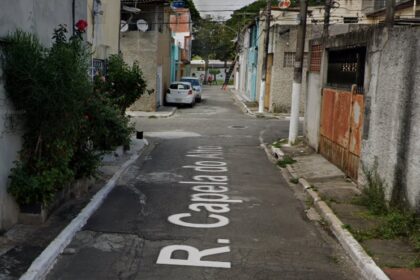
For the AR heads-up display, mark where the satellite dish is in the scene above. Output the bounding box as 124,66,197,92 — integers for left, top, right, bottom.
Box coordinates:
122,5,141,13
136,19,149,32
120,20,129,32
278,0,291,9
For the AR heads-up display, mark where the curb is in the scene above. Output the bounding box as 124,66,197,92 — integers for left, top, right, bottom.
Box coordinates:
126,107,177,118
19,140,149,280
230,90,257,118
264,145,390,280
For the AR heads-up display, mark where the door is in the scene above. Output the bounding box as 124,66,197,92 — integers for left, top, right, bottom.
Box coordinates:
264,54,273,110
156,65,163,107
319,87,364,180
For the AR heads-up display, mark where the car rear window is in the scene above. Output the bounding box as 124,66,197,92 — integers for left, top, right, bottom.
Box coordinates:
181,79,200,86
170,83,190,90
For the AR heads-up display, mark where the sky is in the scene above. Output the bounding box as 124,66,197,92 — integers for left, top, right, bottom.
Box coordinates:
192,0,257,19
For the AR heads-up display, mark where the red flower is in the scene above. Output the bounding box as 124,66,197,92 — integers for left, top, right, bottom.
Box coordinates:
75,19,88,32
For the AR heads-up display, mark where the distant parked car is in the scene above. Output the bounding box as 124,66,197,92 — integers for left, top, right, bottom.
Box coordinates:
181,76,202,102
166,81,196,106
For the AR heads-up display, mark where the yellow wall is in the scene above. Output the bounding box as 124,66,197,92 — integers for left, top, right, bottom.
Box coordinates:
87,0,120,59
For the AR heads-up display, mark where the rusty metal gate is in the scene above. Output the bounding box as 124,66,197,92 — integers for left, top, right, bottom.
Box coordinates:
319,87,364,180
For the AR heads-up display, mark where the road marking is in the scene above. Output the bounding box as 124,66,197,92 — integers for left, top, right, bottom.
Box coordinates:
157,146,241,269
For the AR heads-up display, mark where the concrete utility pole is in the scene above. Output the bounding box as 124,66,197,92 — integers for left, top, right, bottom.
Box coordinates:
385,0,396,28
258,0,272,113
288,0,308,145
323,0,332,37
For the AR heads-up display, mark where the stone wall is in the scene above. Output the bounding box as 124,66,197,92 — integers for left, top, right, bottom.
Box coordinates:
268,25,307,113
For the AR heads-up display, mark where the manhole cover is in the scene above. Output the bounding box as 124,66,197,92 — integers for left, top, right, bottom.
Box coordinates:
229,125,247,129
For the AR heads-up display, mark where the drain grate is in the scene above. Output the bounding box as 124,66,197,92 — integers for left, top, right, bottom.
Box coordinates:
229,125,247,129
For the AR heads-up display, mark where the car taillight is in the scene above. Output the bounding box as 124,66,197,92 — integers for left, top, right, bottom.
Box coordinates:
166,89,171,94
188,90,193,95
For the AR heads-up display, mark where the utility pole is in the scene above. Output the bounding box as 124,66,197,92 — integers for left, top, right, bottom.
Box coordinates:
323,0,332,37
288,0,308,145
385,0,396,28
258,0,272,113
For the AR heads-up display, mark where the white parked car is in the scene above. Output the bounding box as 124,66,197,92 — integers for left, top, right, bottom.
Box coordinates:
181,76,202,102
166,82,196,106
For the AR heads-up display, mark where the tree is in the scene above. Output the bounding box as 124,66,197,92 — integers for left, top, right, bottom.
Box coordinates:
183,0,201,23
209,68,221,83
191,18,221,83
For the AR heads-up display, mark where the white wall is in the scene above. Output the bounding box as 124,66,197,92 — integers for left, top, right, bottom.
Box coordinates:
0,0,87,230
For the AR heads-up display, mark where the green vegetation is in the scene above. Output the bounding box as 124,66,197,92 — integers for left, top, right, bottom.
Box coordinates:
94,54,147,115
350,168,420,254
3,27,142,206
276,155,297,168
289,177,299,184
272,139,288,148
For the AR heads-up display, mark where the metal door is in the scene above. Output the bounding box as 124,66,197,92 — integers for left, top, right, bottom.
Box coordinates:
319,87,364,180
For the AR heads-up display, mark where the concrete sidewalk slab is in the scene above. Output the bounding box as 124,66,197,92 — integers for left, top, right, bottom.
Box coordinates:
264,144,391,280
126,106,176,118
230,89,301,120
292,155,345,181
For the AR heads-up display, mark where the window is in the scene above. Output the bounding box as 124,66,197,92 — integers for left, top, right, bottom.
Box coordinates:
283,52,308,68
181,79,200,86
178,84,190,89
309,44,322,73
343,17,358,23
327,47,366,92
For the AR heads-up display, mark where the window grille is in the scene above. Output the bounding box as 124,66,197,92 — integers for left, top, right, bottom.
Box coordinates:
327,47,366,92
283,52,308,68
309,44,322,73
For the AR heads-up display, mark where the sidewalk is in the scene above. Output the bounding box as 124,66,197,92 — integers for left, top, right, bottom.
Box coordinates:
0,138,148,279
267,140,420,280
126,106,176,118
230,88,304,120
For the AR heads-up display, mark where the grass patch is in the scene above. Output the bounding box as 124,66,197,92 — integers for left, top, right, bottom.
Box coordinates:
272,139,288,148
289,177,299,184
305,197,314,208
276,155,296,168
351,167,420,250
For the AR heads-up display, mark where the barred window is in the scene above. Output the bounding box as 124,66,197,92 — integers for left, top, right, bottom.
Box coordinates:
283,52,308,68
327,47,366,92
309,44,322,73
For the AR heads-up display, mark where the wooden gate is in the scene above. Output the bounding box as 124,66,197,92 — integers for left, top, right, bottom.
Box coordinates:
319,87,364,180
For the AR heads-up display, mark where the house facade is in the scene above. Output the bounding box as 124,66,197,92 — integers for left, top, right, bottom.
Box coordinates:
254,1,373,113
304,25,420,211
191,60,232,83
170,7,192,81
235,23,259,101
120,0,172,111
86,0,121,75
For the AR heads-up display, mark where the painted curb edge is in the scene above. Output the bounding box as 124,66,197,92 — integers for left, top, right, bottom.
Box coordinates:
264,144,390,280
19,140,149,280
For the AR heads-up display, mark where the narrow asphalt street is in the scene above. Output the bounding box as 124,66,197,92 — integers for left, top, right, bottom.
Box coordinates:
46,86,359,280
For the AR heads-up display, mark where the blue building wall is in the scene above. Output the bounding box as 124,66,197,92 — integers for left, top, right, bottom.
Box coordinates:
246,24,258,101
170,44,179,82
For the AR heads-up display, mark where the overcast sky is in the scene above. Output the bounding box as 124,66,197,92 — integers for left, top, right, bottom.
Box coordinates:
193,0,257,19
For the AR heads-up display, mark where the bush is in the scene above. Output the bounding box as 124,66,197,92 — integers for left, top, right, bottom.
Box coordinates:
94,54,146,114
2,26,134,206
355,168,388,215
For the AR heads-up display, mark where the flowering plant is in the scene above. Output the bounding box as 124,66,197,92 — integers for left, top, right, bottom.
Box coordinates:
75,19,88,33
